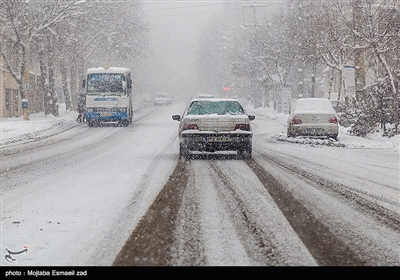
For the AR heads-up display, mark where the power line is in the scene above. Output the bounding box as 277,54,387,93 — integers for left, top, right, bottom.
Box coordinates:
146,7,240,18
144,3,224,11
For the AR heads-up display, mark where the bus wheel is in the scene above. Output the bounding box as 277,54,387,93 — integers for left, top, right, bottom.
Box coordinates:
119,120,129,127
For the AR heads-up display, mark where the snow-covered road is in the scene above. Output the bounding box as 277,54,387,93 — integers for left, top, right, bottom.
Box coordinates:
1,102,399,266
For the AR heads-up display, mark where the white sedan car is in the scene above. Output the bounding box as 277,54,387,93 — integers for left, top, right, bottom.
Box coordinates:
153,93,174,106
287,97,339,139
172,98,255,159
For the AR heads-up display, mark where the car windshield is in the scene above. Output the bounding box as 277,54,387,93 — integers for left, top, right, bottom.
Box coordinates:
87,73,125,94
187,100,244,115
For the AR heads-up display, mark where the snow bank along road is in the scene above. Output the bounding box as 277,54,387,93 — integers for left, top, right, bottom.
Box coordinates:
1,103,399,266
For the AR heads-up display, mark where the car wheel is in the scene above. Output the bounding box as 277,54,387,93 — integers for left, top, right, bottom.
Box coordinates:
121,120,129,127
88,121,93,127
238,144,252,159
129,109,133,123
329,134,338,140
179,143,189,158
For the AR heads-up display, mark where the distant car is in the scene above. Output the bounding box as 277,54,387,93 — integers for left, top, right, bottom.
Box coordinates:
287,97,339,139
172,98,255,159
153,93,174,106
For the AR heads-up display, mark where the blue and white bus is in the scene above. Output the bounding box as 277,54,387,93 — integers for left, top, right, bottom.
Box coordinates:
84,66,133,127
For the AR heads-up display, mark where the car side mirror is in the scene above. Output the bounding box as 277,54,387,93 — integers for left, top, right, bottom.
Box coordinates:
81,80,86,88
172,115,181,121
248,115,255,121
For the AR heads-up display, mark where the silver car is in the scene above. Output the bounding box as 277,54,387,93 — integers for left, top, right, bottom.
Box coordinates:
287,97,339,139
153,93,173,106
172,98,255,159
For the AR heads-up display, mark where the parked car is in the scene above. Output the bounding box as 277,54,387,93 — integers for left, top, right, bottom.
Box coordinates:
153,93,174,106
172,98,255,159
287,97,339,139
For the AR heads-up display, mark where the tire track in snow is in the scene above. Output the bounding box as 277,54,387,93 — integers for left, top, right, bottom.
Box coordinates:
246,158,366,266
168,163,207,266
182,160,252,265
253,149,400,232
209,160,316,266
112,157,188,266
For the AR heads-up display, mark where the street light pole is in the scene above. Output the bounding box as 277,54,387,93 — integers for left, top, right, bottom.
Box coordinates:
22,0,30,120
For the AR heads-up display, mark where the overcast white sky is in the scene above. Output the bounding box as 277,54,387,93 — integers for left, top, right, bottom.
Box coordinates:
139,1,286,98
143,1,225,56
140,1,226,97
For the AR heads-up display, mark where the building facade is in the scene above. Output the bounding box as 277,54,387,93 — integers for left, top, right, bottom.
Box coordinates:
0,57,42,118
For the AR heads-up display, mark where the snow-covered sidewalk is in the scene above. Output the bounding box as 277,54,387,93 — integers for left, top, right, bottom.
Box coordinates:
247,105,399,150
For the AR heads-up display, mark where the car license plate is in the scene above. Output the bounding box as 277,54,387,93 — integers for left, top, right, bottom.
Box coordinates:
101,112,112,117
204,136,231,142
306,128,323,134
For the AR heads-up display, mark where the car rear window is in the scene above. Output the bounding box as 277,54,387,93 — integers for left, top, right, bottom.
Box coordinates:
187,101,244,115
294,99,336,114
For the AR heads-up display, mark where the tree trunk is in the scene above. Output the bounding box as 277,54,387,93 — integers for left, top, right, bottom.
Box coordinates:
353,0,366,95
60,59,72,111
39,49,50,115
310,59,317,98
48,52,59,117
70,66,78,110
328,67,334,98
338,69,344,107
376,53,399,132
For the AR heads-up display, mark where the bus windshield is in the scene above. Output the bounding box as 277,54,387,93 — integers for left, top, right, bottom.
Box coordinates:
87,73,126,94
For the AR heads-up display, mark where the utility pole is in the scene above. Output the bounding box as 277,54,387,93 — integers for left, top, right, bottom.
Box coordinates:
295,0,305,99
353,0,366,99
22,0,30,120
241,0,269,108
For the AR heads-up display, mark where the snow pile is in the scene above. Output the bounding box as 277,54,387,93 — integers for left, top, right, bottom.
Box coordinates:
246,104,399,150
272,133,346,147
1,108,77,146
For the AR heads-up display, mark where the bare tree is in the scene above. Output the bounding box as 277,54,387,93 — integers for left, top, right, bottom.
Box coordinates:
231,8,296,108
1,0,86,115
1,0,148,116
0,0,30,100
332,0,399,132
311,1,354,106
